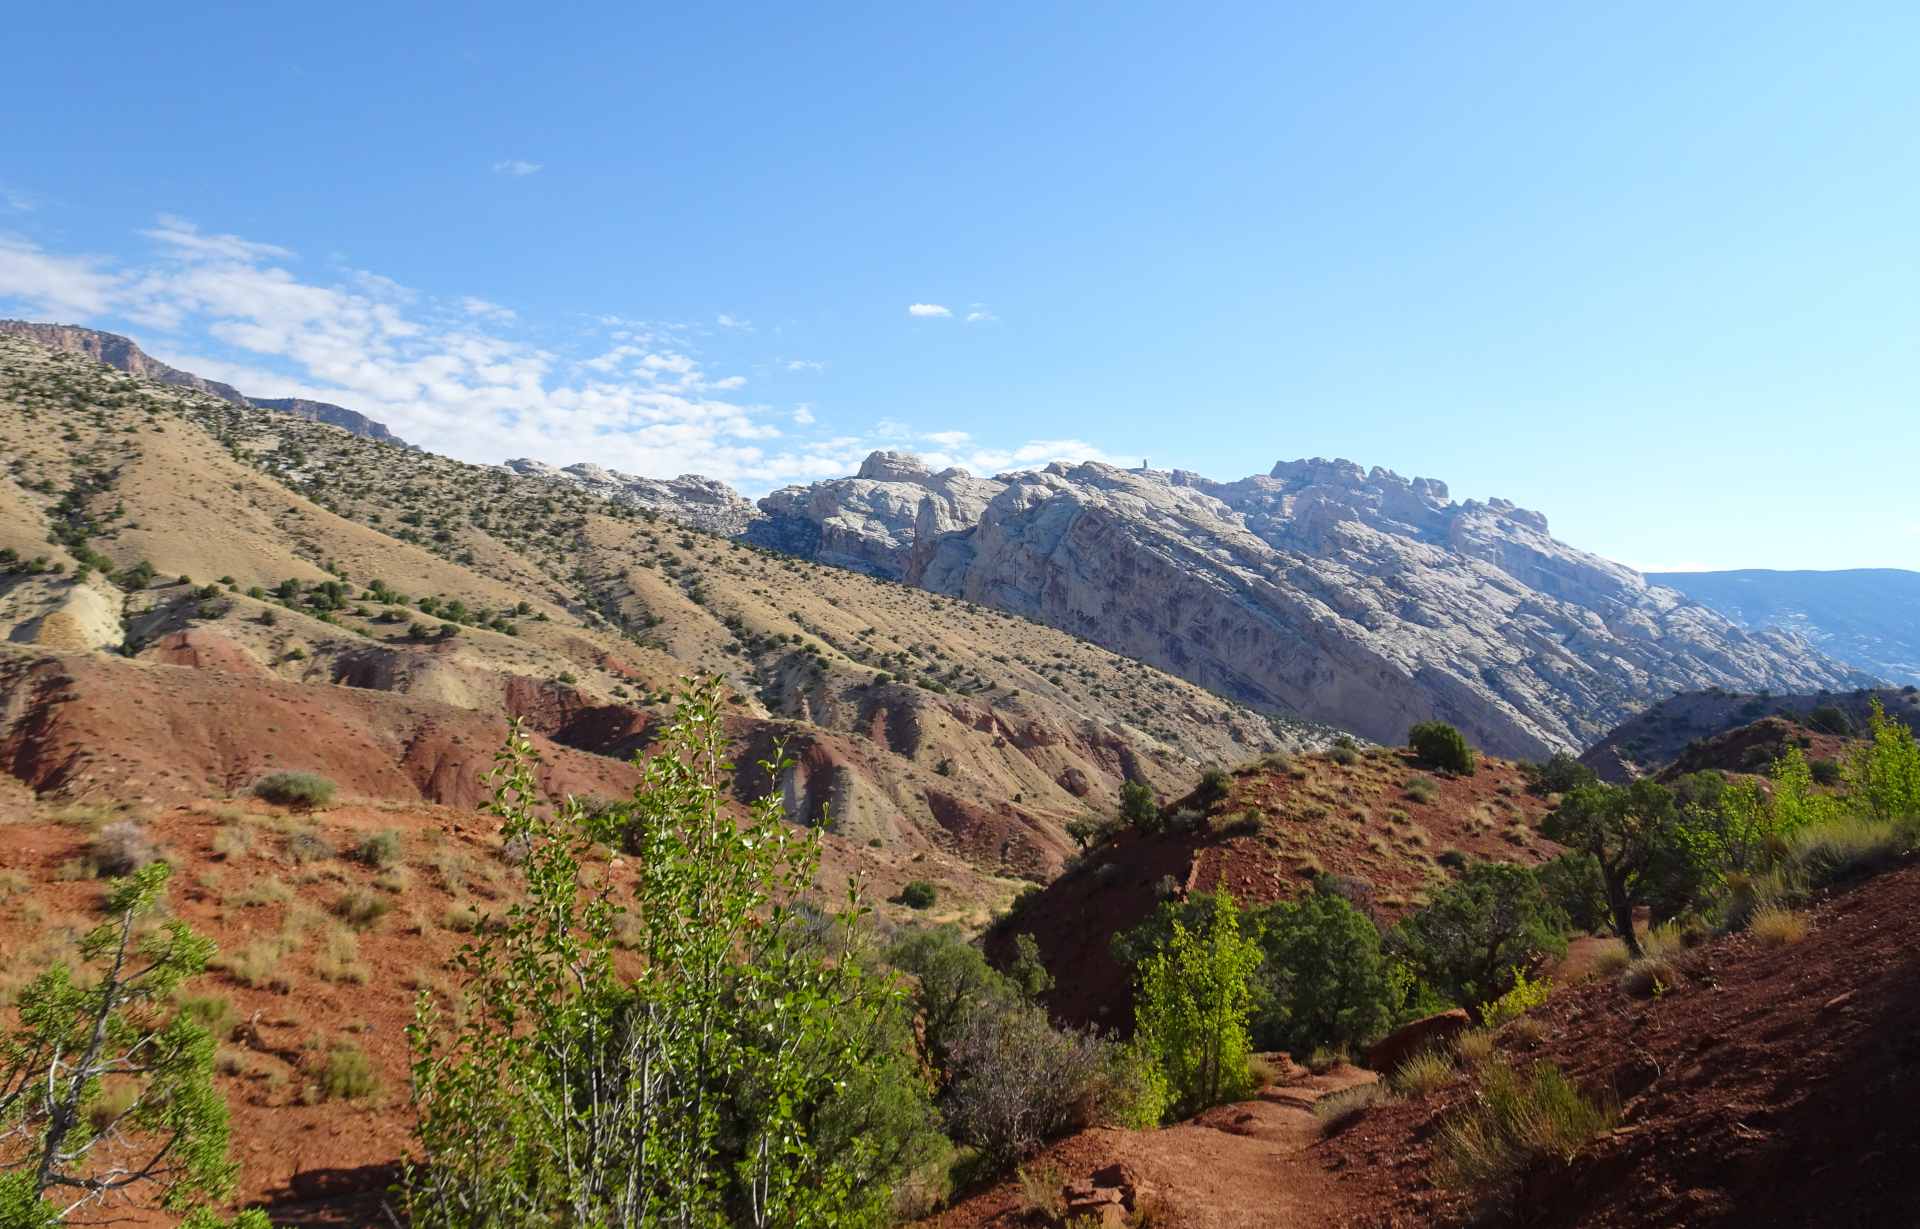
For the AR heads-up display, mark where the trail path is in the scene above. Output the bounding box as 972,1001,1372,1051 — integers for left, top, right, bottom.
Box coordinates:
923,1063,1375,1229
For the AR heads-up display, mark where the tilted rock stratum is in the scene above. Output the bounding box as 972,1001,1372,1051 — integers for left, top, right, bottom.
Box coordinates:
758,453,1873,757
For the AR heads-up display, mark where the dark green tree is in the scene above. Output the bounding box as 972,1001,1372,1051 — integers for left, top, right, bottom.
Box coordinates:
1541,779,1681,957
1388,863,1566,1010
1408,720,1477,775
1252,888,1398,1057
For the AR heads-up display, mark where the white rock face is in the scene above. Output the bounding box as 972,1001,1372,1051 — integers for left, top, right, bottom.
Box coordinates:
501,459,760,536
856,455,1871,756
746,450,1006,578
517,447,1873,755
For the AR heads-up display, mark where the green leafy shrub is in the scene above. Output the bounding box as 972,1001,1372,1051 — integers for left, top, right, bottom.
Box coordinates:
0,864,241,1222
1134,887,1260,1119
405,679,937,1227
900,879,938,909
1481,967,1552,1028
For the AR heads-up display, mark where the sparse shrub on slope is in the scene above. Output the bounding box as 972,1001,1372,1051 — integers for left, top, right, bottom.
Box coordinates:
252,771,336,810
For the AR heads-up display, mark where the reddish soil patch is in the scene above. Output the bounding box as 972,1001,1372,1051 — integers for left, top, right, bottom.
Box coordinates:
1325,858,1920,1228
0,647,644,809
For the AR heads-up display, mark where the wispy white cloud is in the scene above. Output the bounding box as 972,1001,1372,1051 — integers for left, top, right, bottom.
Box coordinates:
461,295,516,323
964,306,996,323
491,159,543,177
0,219,1119,493
716,312,750,330
0,236,122,318
3,188,34,213
906,303,951,318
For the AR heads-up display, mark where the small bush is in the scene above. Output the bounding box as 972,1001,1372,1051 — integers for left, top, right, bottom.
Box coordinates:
315,927,370,984
1016,1161,1065,1220
1330,741,1361,767
1586,939,1631,978
177,994,236,1040
1437,1060,1613,1189
1747,904,1808,947
353,829,404,868
89,820,161,876
254,771,337,810
1481,968,1552,1028
284,827,335,864
217,938,295,991
1618,955,1678,999
1404,776,1439,805
1783,816,1909,885
1391,1048,1457,1096
1306,1045,1346,1074
1315,1081,1390,1134
319,1041,378,1100
236,877,294,907
1452,1029,1496,1066
1409,720,1477,775
332,889,392,929
900,880,938,909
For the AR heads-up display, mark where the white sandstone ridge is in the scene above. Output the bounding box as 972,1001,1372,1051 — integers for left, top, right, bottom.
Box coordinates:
501,459,760,536
524,447,1873,755
745,450,1007,576
748,452,1875,757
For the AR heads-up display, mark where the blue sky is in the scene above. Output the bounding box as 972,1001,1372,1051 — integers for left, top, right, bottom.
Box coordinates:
3,2,1917,571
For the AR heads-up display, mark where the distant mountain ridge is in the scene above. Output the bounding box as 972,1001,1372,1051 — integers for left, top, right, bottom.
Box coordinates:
1648,568,1920,686
0,320,407,445
544,448,1878,757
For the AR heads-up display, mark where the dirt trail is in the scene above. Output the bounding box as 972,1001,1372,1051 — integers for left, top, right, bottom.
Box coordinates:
924,1063,1373,1228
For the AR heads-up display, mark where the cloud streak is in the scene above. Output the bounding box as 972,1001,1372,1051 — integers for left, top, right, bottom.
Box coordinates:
906,302,951,318
491,159,543,176
0,218,1121,495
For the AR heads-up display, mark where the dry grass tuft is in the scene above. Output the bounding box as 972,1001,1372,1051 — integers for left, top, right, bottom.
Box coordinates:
1437,1060,1614,1189
1390,1048,1457,1097
1748,903,1809,947
1315,1081,1391,1134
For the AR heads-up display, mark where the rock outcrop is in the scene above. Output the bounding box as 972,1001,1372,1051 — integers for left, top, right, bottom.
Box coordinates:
771,452,1871,757
501,459,760,536
746,450,1005,577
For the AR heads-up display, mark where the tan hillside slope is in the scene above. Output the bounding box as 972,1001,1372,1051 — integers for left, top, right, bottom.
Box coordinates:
0,331,1302,906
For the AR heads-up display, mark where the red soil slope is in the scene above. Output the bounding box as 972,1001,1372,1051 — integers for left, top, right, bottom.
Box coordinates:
1327,860,1920,1227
